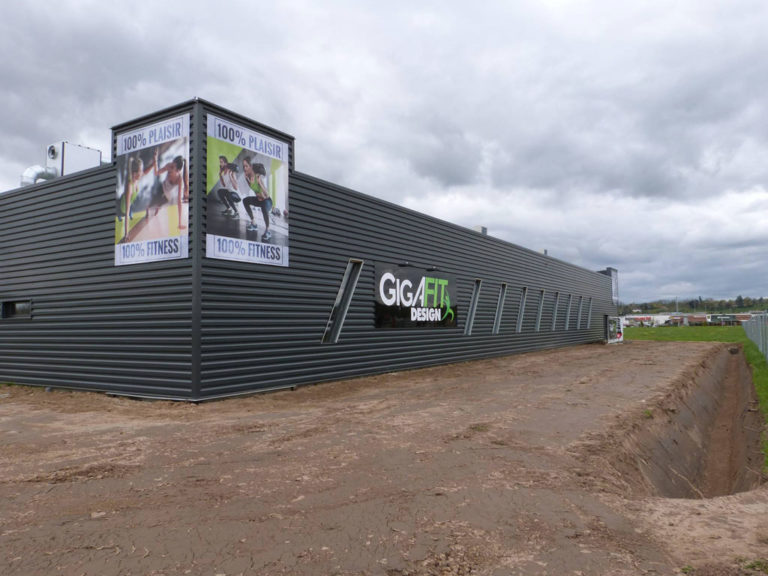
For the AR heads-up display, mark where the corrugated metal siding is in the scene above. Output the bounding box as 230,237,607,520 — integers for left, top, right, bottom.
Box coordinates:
199,167,616,399
0,104,198,398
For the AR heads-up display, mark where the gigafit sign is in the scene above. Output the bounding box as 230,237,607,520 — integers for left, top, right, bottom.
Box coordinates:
375,265,457,328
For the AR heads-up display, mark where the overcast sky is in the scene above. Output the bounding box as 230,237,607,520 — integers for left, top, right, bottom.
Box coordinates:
2,1,767,303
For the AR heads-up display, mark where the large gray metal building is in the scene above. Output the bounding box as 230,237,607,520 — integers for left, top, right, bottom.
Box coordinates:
0,99,618,400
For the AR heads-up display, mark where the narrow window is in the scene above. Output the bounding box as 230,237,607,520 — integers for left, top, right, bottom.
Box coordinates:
492,283,507,335
535,289,545,332
464,279,482,335
321,260,364,344
516,287,528,333
576,296,584,329
551,292,560,331
586,298,594,329
1,300,32,319
564,294,573,330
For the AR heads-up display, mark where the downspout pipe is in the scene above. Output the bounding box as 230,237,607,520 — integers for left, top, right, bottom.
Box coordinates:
20,165,57,187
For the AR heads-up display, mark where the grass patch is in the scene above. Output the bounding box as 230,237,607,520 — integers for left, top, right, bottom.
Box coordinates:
625,325,746,343
626,326,768,468
745,559,768,573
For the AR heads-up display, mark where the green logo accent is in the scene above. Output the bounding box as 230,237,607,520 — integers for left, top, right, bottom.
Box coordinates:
442,293,455,323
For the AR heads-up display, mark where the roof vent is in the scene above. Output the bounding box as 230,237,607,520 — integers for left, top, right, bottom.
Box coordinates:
20,141,102,187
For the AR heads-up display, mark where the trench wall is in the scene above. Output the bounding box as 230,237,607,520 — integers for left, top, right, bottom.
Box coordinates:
622,344,763,499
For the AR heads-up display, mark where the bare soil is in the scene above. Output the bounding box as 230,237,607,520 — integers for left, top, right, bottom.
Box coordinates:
1,341,767,576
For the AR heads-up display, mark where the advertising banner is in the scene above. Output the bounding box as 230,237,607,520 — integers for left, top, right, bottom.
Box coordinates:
375,265,458,328
205,114,289,267
606,316,624,343
114,114,190,266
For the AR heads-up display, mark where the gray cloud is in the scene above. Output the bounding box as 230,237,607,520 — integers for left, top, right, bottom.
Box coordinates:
1,1,767,303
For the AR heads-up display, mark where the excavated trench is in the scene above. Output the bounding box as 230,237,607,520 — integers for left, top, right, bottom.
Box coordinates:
615,344,764,499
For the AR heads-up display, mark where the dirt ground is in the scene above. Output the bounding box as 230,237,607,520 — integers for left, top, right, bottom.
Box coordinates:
1,340,767,576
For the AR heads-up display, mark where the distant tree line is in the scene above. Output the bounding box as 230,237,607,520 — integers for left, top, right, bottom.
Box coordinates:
619,296,766,315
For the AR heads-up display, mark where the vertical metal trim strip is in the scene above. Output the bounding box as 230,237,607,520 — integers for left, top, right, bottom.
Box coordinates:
576,296,584,330
551,291,560,332
190,102,204,398
464,279,482,336
322,259,364,344
535,289,545,332
493,283,507,335
516,287,528,333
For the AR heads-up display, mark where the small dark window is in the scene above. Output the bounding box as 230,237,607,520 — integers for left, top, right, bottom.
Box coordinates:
516,287,528,333
464,279,482,335
492,283,507,335
576,296,584,330
1,300,32,319
551,292,560,331
535,290,545,332
322,260,364,344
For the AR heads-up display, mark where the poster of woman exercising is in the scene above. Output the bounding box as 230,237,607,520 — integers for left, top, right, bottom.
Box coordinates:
205,114,289,267
114,114,189,266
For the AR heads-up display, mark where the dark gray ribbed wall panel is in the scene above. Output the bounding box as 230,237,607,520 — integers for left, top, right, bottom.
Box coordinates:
199,167,615,398
0,110,196,398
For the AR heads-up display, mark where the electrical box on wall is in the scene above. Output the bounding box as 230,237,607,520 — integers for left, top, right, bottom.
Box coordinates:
46,141,102,177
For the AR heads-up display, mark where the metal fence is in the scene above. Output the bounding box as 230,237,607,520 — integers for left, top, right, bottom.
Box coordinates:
743,313,768,360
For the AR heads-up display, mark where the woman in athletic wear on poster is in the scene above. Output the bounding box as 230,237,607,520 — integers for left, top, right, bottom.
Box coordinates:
117,153,154,242
241,156,272,240
153,149,188,229
117,154,152,222
216,155,241,218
